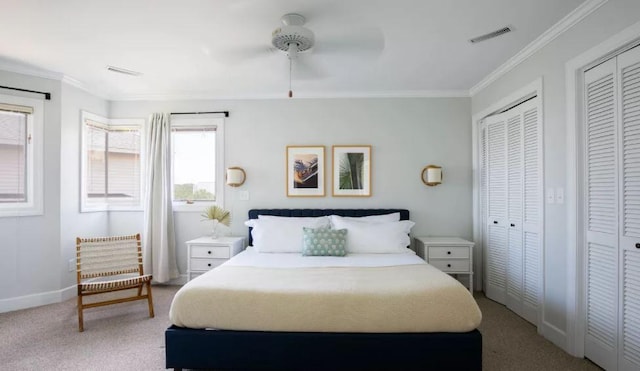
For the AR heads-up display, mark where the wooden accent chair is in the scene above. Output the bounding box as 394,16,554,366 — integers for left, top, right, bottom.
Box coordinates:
76,233,154,332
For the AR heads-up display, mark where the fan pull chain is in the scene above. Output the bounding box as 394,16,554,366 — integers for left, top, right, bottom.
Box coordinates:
288,57,293,98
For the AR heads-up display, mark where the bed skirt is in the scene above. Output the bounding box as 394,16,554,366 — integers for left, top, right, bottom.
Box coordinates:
165,325,482,370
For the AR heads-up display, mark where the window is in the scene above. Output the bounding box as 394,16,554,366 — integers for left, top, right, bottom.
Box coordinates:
81,111,144,211
171,116,224,208
0,94,43,217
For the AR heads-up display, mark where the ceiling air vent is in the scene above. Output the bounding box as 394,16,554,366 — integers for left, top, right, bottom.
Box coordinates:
469,26,512,43
106,65,143,76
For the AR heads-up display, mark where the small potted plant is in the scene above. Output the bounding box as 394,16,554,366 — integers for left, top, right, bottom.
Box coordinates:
201,205,231,239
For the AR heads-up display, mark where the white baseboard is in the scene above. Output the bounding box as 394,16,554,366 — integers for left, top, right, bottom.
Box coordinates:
541,320,568,352
60,285,77,301
0,273,188,314
0,284,76,314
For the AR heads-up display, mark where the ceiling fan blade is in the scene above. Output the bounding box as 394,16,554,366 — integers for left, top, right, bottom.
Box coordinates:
293,57,325,80
312,26,385,57
216,45,278,64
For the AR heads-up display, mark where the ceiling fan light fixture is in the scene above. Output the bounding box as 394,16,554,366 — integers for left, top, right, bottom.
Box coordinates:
272,13,314,53
271,13,315,99
287,43,299,59
272,26,315,53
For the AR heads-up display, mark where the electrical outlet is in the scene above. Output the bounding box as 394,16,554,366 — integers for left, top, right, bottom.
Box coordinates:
68,258,75,272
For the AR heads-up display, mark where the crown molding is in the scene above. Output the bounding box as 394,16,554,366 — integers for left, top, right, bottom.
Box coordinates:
0,58,469,100
60,75,111,100
469,0,608,96
0,59,63,81
0,58,113,100
110,90,470,101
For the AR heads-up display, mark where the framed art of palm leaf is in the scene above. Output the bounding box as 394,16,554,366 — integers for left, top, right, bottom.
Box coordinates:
332,145,371,197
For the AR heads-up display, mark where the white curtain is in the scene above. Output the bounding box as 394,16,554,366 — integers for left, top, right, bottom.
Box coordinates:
143,113,178,283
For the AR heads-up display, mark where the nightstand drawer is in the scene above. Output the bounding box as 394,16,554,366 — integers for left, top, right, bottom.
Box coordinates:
191,246,230,259
416,237,474,292
186,236,245,282
190,258,227,271
428,246,469,259
430,259,470,272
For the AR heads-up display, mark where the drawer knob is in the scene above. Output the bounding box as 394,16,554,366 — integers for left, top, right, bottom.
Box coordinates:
207,263,212,267
636,243,640,249
208,251,212,255
447,251,451,255
510,223,515,227
447,264,451,268
493,221,498,224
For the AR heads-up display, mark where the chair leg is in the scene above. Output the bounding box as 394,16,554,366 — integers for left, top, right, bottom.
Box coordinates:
77,294,84,332
146,281,155,318
137,285,143,297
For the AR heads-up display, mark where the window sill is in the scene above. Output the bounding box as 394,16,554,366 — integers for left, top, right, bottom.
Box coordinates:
172,201,217,213
0,206,44,218
80,205,144,213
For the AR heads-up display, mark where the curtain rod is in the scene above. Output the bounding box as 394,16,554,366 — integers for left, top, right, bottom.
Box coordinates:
0,85,51,100
170,111,229,117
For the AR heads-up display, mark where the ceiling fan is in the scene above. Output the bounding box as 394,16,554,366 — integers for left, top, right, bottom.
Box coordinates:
237,13,385,97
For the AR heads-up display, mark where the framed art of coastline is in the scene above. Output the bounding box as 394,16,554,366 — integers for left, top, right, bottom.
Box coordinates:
332,145,371,197
286,145,325,197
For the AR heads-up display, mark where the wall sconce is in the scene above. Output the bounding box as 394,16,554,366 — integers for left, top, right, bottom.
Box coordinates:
226,167,246,187
421,165,442,186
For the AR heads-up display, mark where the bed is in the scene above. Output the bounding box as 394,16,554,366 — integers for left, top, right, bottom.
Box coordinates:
165,209,482,370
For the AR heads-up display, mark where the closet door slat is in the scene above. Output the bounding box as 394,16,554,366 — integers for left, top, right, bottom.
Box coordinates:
584,57,618,371
618,45,640,371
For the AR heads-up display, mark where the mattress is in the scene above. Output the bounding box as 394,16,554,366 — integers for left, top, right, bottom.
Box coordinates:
169,248,482,333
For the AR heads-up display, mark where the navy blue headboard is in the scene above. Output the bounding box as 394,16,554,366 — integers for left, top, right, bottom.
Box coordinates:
247,209,410,246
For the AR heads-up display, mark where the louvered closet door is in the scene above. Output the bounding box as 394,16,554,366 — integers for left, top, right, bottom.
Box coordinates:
617,45,640,371
482,97,542,322
505,108,524,318
584,57,619,371
520,98,543,325
485,114,508,304
481,125,489,291
497,98,542,325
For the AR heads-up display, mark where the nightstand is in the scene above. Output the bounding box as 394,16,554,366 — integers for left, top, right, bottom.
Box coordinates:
415,237,474,292
186,236,245,281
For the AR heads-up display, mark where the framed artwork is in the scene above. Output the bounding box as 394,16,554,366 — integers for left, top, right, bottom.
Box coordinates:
286,145,325,197
332,145,371,197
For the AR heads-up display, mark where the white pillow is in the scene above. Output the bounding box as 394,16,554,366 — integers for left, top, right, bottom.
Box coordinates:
258,215,330,222
244,216,330,253
329,213,400,225
330,218,415,254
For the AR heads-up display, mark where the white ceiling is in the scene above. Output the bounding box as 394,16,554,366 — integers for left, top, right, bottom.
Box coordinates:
0,0,587,100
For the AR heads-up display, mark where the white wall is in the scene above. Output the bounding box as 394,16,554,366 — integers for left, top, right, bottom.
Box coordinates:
471,0,640,350
109,97,474,276
0,71,61,304
59,83,110,290
0,72,113,310
0,78,474,307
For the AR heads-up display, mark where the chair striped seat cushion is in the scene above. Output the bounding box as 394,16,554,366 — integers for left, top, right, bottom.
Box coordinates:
80,274,152,292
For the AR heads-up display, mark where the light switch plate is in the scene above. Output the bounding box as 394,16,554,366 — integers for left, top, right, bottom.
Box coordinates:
546,188,555,204
556,187,564,204
238,190,249,201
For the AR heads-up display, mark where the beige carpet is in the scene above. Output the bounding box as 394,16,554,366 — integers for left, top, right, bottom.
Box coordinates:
0,286,601,370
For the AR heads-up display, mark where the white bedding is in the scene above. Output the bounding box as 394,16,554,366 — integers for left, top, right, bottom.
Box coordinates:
170,249,482,333
227,246,423,268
